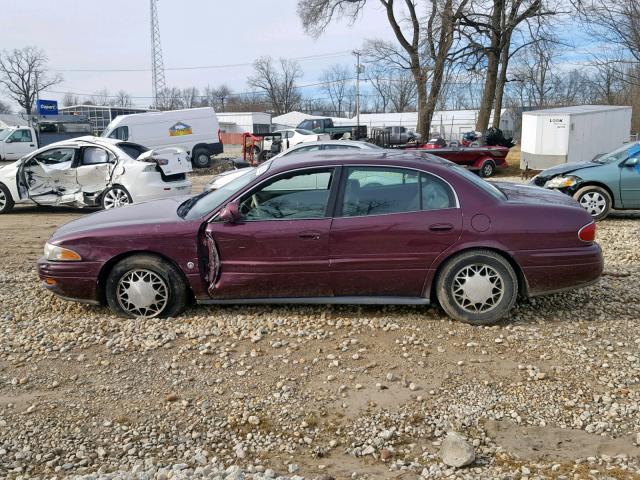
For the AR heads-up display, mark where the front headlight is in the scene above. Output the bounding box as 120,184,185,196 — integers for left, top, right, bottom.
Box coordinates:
44,242,82,261
545,176,580,189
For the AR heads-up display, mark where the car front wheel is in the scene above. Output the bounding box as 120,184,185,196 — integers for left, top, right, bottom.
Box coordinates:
436,250,518,325
105,254,188,318
0,183,15,214
102,186,132,210
573,186,611,220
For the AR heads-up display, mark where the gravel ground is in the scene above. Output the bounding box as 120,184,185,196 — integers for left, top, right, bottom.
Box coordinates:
1,172,639,479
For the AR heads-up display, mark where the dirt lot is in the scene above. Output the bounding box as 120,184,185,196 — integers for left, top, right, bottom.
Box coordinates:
1,166,640,479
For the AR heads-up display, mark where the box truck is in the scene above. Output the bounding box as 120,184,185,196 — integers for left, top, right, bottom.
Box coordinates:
521,105,632,170
102,107,223,168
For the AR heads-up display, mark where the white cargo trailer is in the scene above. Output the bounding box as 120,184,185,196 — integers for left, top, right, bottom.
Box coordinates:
520,105,632,169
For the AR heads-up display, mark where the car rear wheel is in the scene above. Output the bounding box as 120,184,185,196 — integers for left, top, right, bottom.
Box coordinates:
436,250,518,325
479,160,496,177
0,183,15,214
102,186,132,210
105,254,188,319
573,186,611,220
192,148,211,168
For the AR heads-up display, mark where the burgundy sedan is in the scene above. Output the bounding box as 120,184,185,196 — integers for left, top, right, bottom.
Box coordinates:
38,152,603,325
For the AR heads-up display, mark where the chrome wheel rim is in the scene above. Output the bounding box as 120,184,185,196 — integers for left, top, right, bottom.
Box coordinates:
0,190,6,210
103,188,130,209
453,264,504,313
483,163,493,176
116,269,168,318
579,192,606,217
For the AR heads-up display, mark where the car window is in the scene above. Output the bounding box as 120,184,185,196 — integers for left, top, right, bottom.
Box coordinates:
9,129,32,143
82,147,111,165
285,145,321,155
108,126,129,141
297,128,316,135
116,141,148,159
298,120,312,130
341,167,421,217
240,169,334,220
323,144,359,150
34,148,76,165
340,167,455,217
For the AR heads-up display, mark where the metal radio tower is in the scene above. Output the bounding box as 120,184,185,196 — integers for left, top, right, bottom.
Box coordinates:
150,0,167,108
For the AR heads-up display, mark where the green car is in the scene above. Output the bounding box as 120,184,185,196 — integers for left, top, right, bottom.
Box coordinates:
531,142,640,220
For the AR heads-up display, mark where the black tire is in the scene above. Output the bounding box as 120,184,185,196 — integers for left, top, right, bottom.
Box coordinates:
0,183,15,214
101,186,132,210
573,185,611,221
479,160,496,178
105,254,188,319
436,250,518,325
192,148,212,168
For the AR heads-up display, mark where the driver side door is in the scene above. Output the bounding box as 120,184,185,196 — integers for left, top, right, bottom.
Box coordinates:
205,167,338,300
620,154,640,207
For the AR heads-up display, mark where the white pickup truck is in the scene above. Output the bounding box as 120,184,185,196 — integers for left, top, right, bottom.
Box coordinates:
0,126,38,161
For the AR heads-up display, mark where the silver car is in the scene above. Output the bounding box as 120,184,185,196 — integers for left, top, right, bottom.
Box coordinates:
205,140,383,191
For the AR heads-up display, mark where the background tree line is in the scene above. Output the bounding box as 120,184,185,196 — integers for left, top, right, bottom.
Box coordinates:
1,0,639,137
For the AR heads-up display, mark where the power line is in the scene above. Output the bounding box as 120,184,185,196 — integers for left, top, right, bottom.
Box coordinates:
50,51,352,73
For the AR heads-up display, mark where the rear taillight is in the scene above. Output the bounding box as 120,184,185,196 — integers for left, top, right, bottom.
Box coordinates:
578,222,596,242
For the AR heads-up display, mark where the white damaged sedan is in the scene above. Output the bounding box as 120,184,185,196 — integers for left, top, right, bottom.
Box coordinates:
0,136,192,214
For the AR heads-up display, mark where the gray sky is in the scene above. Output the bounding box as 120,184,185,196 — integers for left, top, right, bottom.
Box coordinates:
1,0,395,108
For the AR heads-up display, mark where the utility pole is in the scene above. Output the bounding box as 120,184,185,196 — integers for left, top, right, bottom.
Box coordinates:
353,50,362,129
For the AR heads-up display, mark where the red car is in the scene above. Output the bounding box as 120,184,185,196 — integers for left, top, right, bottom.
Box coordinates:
38,152,602,325
411,145,510,177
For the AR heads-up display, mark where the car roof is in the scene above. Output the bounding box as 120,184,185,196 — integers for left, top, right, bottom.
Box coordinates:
288,140,378,148
268,150,453,174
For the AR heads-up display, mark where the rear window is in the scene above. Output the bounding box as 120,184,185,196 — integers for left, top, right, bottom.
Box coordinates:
451,164,506,200
116,142,149,159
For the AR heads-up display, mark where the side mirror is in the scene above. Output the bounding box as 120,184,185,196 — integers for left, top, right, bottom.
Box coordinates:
623,157,640,167
218,202,240,223
5,138,12,143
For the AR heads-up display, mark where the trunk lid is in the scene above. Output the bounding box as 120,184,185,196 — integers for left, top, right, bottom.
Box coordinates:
493,181,580,208
137,147,193,175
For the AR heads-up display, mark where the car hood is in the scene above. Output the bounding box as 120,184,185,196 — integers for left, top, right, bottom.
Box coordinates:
493,182,580,207
537,161,602,178
50,196,191,241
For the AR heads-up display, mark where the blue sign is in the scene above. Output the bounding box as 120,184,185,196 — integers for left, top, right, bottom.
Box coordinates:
36,99,58,116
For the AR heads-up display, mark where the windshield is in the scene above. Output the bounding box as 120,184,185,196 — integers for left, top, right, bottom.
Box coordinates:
593,142,640,163
178,161,272,220
296,129,316,135
450,163,506,200
0,129,12,141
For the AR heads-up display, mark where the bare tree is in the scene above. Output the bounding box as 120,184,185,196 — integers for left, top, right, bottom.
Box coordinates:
573,0,640,84
203,84,233,111
90,88,111,106
320,64,351,116
299,0,470,138
155,87,183,111
180,87,200,109
0,99,11,114
388,71,418,112
248,56,303,116
62,92,80,107
0,47,62,115
459,0,556,131
509,36,557,108
364,58,394,113
113,90,133,108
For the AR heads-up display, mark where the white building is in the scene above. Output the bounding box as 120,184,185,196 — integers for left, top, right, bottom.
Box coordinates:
217,112,272,134
334,109,516,141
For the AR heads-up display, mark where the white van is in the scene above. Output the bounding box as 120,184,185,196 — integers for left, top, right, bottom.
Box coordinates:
0,126,39,161
101,107,223,168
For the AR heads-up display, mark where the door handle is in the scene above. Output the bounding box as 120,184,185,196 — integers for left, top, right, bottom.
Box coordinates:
298,231,321,240
429,223,454,232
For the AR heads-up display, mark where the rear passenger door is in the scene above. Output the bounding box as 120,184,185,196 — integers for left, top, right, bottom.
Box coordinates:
329,166,462,297
75,147,115,193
